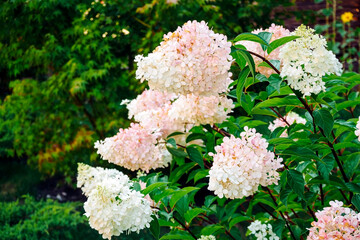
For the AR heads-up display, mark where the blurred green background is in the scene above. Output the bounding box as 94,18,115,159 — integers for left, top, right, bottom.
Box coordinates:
0,0,358,239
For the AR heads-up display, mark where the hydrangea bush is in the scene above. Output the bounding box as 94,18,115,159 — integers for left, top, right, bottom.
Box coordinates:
78,20,360,239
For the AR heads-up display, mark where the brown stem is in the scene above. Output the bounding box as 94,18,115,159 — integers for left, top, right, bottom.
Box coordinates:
247,51,280,74
269,107,291,126
259,203,278,219
307,206,316,221
212,125,231,137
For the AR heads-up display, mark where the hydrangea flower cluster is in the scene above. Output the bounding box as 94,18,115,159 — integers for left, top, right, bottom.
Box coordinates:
169,94,234,126
238,24,290,77
198,235,216,240
94,123,171,172
208,127,283,199
279,25,343,96
268,112,306,137
135,20,233,95
248,220,279,240
355,117,360,141
307,200,360,239
77,164,153,240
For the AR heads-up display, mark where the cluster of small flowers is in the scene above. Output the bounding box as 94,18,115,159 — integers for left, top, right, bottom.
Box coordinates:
169,94,234,126
355,117,360,141
268,112,306,137
248,220,279,240
197,235,216,240
279,25,343,96
77,163,153,240
208,127,283,199
238,24,290,77
94,123,171,172
133,20,234,127
307,200,360,239
135,20,232,95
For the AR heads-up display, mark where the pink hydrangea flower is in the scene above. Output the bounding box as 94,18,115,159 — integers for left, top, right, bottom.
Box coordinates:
237,24,290,77
135,20,233,95
94,123,171,172
307,200,360,239
208,127,283,199
168,93,234,126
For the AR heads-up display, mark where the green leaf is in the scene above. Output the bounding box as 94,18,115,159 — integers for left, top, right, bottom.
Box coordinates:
345,183,360,193
267,74,282,93
186,147,204,169
287,169,304,199
233,49,256,80
236,66,250,104
141,182,168,195
258,32,273,51
317,157,335,181
352,194,360,211
150,215,160,240
253,96,300,109
267,36,300,54
194,169,209,183
313,109,334,138
344,153,360,178
184,208,206,224
233,33,270,46
186,133,206,143
229,216,251,229
167,146,187,158
170,187,199,208
160,232,194,240
200,225,224,236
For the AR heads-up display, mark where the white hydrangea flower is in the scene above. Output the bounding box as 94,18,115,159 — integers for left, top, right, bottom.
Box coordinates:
208,127,283,199
248,220,279,240
169,94,234,126
198,235,216,240
77,164,153,240
279,25,343,96
135,20,233,96
268,112,306,137
355,117,360,141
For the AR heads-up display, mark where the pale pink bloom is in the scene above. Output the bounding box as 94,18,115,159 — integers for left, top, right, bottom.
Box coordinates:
307,200,360,240
94,123,171,172
169,94,234,126
208,127,283,199
237,24,290,77
355,117,360,141
135,20,233,95
268,112,306,137
121,89,176,120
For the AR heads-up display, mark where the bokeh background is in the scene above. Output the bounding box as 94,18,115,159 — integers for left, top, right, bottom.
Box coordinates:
0,0,359,239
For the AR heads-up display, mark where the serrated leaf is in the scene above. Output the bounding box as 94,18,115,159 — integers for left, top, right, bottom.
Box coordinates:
317,157,334,181
258,32,273,51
